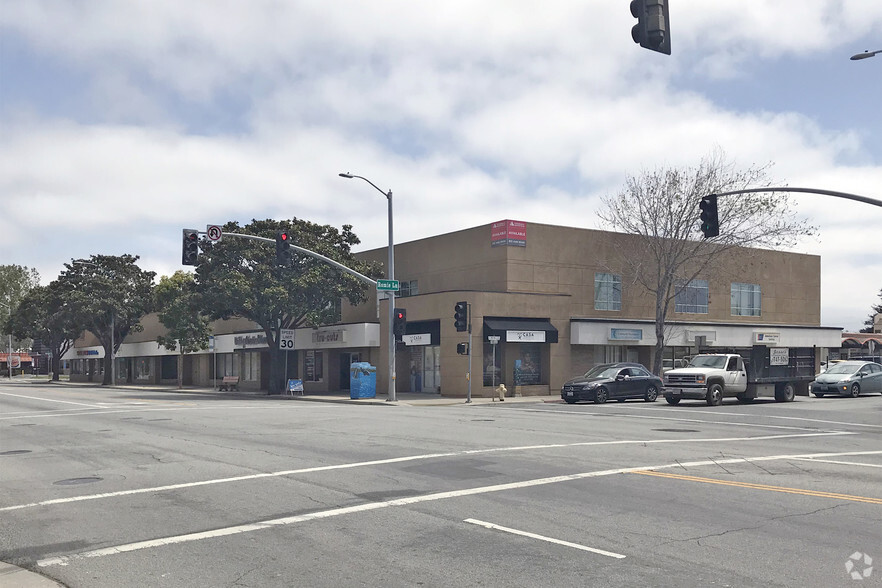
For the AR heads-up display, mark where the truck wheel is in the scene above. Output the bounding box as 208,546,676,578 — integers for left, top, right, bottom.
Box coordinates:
594,388,609,404
849,383,861,398
775,383,796,402
665,395,680,405
705,384,723,406
736,393,754,403
644,385,658,402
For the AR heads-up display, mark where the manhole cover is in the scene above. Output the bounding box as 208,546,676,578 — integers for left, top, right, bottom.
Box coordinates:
1,450,32,456
652,428,700,433
54,477,103,486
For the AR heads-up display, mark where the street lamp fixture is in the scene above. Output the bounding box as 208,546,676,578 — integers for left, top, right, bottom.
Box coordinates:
338,172,397,402
850,49,882,61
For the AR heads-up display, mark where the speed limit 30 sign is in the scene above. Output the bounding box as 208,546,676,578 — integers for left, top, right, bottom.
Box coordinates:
280,329,296,350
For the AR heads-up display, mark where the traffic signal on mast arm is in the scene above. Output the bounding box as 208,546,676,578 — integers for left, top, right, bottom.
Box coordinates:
630,0,671,55
454,301,469,332
275,230,291,265
699,194,720,238
393,308,407,338
182,229,199,266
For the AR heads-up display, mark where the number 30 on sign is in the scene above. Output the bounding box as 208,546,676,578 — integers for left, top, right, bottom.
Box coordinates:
280,329,295,349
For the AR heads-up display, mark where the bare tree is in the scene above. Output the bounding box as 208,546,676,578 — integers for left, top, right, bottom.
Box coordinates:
597,150,817,374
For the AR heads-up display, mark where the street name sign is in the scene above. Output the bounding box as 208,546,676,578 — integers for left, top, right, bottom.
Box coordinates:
377,279,400,291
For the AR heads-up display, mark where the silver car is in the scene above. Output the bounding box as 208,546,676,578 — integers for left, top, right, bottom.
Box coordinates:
810,361,882,397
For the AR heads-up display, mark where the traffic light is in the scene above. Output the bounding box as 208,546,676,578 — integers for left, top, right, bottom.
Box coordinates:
699,194,720,238
182,229,199,266
454,301,469,332
393,308,407,338
275,230,291,265
630,0,671,55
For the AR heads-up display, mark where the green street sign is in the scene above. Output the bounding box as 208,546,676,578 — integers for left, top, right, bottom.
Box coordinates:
377,279,400,291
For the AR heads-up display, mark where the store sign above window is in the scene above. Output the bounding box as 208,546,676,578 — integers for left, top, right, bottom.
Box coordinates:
609,328,643,341
491,220,527,247
506,330,545,343
754,332,781,345
403,333,431,346
234,334,267,347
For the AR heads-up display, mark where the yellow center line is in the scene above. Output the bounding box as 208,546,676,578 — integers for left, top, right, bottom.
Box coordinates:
633,470,882,505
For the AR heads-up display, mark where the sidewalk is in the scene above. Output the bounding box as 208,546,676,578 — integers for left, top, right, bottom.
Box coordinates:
0,561,64,588
17,377,561,406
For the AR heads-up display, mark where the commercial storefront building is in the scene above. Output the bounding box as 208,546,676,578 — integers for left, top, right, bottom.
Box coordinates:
64,220,842,396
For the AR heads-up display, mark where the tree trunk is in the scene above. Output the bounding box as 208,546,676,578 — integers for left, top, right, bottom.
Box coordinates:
652,290,667,376
178,352,183,389
102,349,112,385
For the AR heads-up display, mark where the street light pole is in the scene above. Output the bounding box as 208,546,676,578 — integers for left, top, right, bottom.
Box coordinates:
339,172,397,402
1,298,11,379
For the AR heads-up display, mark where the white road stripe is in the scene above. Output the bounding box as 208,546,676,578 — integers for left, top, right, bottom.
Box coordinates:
463,518,626,559
620,404,882,429
516,407,831,432
791,458,882,468
1,431,852,513
37,448,882,568
0,391,106,408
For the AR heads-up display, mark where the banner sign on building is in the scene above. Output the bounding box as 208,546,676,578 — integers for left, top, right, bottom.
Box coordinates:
491,220,527,247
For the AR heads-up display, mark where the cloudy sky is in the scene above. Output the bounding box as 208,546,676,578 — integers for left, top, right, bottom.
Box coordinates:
1,1,880,332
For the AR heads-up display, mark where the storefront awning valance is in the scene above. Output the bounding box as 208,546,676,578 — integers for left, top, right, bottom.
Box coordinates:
483,318,558,343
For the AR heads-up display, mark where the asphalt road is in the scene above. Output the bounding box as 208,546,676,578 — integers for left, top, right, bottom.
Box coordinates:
1,380,880,588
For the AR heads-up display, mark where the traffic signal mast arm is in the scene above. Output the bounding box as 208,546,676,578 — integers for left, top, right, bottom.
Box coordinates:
221,232,378,286
709,187,882,209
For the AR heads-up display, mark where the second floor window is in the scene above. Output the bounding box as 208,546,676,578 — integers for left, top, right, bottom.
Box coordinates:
594,273,622,311
731,283,761,316
675,279,709,314
399,280,419,297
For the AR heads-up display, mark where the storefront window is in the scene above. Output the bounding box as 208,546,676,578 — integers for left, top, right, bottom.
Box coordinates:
305,350,323,382
514,343,541,385
242,352,260,382
134,358,151,380
483,342,504,386
216,353,239,378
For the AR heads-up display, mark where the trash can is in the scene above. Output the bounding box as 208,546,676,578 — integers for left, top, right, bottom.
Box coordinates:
349,362,377,399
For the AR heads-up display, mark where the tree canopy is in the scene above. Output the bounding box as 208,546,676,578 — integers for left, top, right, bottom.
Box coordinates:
155,270,212,388
61,255,156,385
7,281,80,380
598,150,817,374
196,218,382,393
860,288,882,333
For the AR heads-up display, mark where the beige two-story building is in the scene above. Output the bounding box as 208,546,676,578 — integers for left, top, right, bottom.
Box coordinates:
65,220,842,396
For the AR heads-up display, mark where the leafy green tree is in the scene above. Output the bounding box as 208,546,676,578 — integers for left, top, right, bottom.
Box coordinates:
860,289,882,333
61,255,156,385
196,218,381,393
598,150,817,375
0,264,41,352
154,271,212,388
7,282,80,380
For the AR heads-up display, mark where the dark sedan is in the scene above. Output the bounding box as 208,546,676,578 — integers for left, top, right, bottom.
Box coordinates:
561,362,662,404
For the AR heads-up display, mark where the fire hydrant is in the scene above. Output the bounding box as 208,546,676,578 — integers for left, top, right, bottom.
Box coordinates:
493,383,506,402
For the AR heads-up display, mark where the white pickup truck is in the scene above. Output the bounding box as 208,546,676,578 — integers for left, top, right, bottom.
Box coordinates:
663,350,812,406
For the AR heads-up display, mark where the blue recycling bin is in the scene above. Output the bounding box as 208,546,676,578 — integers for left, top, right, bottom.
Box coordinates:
350,362,377,399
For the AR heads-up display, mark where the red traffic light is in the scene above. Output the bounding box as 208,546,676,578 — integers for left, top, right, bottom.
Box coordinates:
280,232,288,241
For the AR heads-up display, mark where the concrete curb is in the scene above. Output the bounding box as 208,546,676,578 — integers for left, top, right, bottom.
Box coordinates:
0,562,65,588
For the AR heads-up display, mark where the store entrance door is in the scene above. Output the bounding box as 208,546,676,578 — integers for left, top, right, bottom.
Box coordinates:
409,346,440,393
339,352,360,390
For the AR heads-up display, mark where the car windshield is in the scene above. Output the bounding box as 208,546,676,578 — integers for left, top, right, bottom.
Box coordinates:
688,356,727,369
583,366,622,379
824,363,861,375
